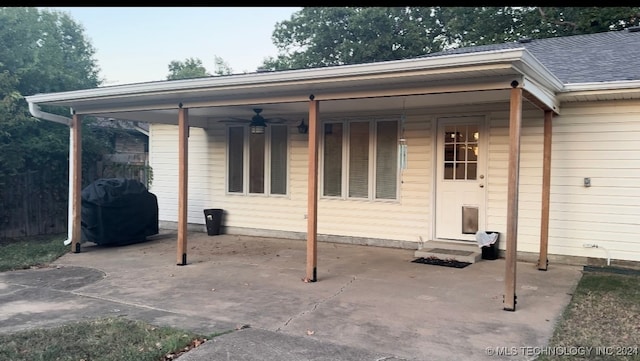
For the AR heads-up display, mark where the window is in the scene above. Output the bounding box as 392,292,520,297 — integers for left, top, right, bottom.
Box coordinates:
443,125,478,181
321,118,399,200
227,125,288,195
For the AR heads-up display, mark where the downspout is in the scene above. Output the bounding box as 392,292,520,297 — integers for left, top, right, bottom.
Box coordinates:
27,102,74,246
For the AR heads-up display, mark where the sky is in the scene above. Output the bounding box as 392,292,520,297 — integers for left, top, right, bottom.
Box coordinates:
45,7,301,86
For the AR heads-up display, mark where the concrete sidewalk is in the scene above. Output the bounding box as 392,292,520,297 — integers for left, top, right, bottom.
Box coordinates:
0,232,583,360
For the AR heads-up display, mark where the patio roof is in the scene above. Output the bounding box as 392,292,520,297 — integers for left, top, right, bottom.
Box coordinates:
25,48,563,124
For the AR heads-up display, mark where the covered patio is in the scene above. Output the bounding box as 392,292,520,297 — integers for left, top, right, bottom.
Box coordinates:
25,48,562,311
0,232,583,360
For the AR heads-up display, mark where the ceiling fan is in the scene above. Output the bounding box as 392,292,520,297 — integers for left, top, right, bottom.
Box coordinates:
218,108,287,134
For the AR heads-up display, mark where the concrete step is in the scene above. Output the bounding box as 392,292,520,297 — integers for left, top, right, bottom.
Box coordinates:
414,241,481,264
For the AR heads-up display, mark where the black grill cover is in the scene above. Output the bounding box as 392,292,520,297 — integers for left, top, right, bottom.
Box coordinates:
81,178,159,245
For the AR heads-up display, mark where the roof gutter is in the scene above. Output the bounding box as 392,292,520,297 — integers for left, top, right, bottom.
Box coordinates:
28,102,72,126
28,101,74,246
558,80,640,102
562,80,640,92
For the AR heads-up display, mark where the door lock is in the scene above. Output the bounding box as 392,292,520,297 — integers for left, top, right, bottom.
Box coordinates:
479,174,485,179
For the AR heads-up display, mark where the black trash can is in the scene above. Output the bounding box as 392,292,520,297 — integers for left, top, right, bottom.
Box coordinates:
204,209,223,236
481,231,500,260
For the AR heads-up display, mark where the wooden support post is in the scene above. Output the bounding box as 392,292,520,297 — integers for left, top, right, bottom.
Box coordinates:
177,106,189,266
306,96,319,282
538,110,553,271
71,113,82,254
505,83,522,311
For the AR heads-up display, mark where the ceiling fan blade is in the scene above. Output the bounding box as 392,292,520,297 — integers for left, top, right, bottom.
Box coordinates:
218,119,249,123
265,116,291,124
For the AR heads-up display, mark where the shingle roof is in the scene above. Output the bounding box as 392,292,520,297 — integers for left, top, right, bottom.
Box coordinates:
421,28,640,84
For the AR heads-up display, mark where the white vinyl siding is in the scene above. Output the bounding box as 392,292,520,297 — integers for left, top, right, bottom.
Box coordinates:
548,101,640,262
148,99,640,263
485,101,640,262
486,108,544,255
148,125,210,225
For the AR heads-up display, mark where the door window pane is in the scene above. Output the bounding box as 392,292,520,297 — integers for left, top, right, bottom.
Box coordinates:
444,163,454,180
228,127,244,193
375,121,398,199
444,144,454,161
468,145,478,162
467,163,477,180
456,144,467,161
349,122,369,198
270,125,287,195
444,126,456,144
455,163,465,180
323,123,343,197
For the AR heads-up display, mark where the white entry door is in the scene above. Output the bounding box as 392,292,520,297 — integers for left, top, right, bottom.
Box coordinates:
435,117,487,241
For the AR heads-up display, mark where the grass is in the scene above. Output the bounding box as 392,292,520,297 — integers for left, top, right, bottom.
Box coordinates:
0,317,227,361
0,234,69,272
538,271,640,361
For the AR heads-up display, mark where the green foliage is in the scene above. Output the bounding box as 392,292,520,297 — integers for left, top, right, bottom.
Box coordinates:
262,7,640,70
167,55,234,79
0,7,102,187
263,7,442,70
213,55,233,76
436,7,640,47
167,57,210,80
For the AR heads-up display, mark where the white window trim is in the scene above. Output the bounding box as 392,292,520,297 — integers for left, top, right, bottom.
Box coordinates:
320,116,401,202
225,124,289,197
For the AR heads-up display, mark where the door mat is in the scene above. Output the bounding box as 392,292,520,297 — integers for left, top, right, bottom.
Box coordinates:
412,257,471,269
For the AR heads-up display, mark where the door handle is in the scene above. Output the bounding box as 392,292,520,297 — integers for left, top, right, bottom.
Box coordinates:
479,184,485,188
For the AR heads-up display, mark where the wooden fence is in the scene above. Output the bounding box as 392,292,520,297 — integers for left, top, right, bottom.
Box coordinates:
0,156,151,239
0,170,68,239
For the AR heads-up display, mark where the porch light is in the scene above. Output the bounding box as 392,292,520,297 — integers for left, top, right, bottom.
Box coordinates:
297,119,308,134
249,112,267,134
250,123,265,134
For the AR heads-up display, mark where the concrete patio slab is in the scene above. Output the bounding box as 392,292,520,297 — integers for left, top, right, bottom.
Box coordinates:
0,232,583,360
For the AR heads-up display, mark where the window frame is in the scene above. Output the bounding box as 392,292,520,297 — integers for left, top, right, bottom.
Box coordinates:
320,117,401,202
225,124,289,197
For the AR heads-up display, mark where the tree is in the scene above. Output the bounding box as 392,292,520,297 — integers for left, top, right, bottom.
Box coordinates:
213,55,233,76
166,55,233,80
262,7,640,70
263,7,442,70
167,57,209,80
435,7,640,47
0,7,117,236
0,7,102,185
